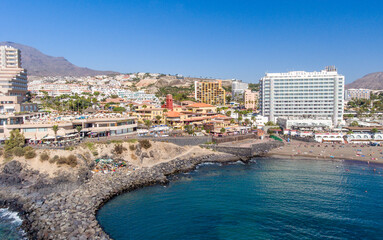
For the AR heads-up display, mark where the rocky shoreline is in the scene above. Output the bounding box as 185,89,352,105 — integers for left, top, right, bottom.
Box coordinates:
0,153,241,240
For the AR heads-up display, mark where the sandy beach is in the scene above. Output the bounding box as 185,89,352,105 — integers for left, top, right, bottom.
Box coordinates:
268,140,383,164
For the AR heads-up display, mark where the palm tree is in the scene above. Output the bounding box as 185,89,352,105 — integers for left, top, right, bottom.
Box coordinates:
144,120,152,128
76,126,82,140
156,115,162,123
52,125,59,143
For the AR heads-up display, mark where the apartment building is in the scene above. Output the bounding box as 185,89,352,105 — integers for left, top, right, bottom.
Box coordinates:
259,66,345,127
345,88,371,101
244,89,258,109
194,80,226,105
0,46,28,98
232,80,248,99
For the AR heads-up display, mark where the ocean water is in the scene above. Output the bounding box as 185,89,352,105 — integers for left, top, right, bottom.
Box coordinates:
97,158,383,240
0,208,26,240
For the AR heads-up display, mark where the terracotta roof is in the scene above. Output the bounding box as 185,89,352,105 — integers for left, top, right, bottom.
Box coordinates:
183,117,205,122
186,103,215,108
166,111,181,118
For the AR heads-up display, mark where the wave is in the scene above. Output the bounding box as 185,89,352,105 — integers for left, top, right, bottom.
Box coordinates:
0,208,27,240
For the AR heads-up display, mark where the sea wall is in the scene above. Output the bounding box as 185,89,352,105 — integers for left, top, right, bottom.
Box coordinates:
148,136,213,146
212,134,257,144
0,153,239,240
201,141,284,158
201,145,253,157
251,141,284,156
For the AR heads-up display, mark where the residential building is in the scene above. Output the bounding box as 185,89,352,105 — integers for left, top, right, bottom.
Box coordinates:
194,80,226,105
244,90,258,109
1,115,137,142
345,88,371,101
0,45,28,97
185,103,216,113
232,80,248,99
259,66,345,127
0,96,38,114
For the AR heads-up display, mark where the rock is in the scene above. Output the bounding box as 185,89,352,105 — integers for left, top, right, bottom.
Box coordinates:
3,161,22,174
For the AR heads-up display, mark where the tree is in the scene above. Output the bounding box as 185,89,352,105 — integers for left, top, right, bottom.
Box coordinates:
156,115,162,123
184,125,194,135
350,121,359,127
52,125,59,142
5,129,25,151
371,128,378,134
163,109,168,113
144,120,152,128
76,126,82,139
265,121,275,126
142,105,147,109
220,128,226,133
113,107,126,112
347,130,354,135
226,111,232,117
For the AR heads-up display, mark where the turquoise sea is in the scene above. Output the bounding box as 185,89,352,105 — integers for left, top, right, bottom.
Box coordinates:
97,158,383,240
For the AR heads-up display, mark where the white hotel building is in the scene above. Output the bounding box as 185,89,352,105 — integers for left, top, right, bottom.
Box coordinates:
259,67,344,128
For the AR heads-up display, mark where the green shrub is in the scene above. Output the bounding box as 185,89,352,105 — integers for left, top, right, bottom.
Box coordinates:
139,140,152,149
56,156,67,165
129,144,136,151
66,154,78,167
4,150,13,159
24,150,36,159
13,147,25,157
24,146,34,152
50,155,59,164
64,146,74,151
127,139,138,143
84,142,95,151
4,129,25,151
40,152,50,162
92,151,98,156
114,144,127,154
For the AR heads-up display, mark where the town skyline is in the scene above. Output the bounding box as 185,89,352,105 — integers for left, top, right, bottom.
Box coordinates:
2,0,383,83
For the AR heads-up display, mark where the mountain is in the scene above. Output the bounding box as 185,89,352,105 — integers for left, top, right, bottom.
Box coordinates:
0,41,118,76
346,72,383,90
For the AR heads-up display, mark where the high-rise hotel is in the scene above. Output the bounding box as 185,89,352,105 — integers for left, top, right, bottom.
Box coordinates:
0,45,28,97
194,80,226,105
259,67,344,127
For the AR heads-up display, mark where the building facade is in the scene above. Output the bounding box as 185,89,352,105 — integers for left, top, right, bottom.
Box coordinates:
345,88,371,101
259,66,345,127
244,89,258,109
232,80,248,99
0,45,28,97
194,80,226,105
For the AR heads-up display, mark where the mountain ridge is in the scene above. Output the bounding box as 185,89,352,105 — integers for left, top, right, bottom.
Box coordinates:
346,72,383,90
0,41,119,77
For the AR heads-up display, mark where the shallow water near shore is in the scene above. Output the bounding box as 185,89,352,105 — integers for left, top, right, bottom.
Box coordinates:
0,208,26,240
97,158,383,240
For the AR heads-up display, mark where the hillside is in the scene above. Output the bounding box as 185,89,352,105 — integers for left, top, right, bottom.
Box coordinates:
346,72,383,90
0,41,118,76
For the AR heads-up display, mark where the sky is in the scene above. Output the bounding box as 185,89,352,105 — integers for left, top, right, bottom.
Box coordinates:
1,0,383,84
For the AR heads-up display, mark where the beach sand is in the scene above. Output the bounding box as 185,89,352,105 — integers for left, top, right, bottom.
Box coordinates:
269,140,383,164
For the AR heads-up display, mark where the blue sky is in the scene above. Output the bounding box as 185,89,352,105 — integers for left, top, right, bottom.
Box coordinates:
1,0,383,83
